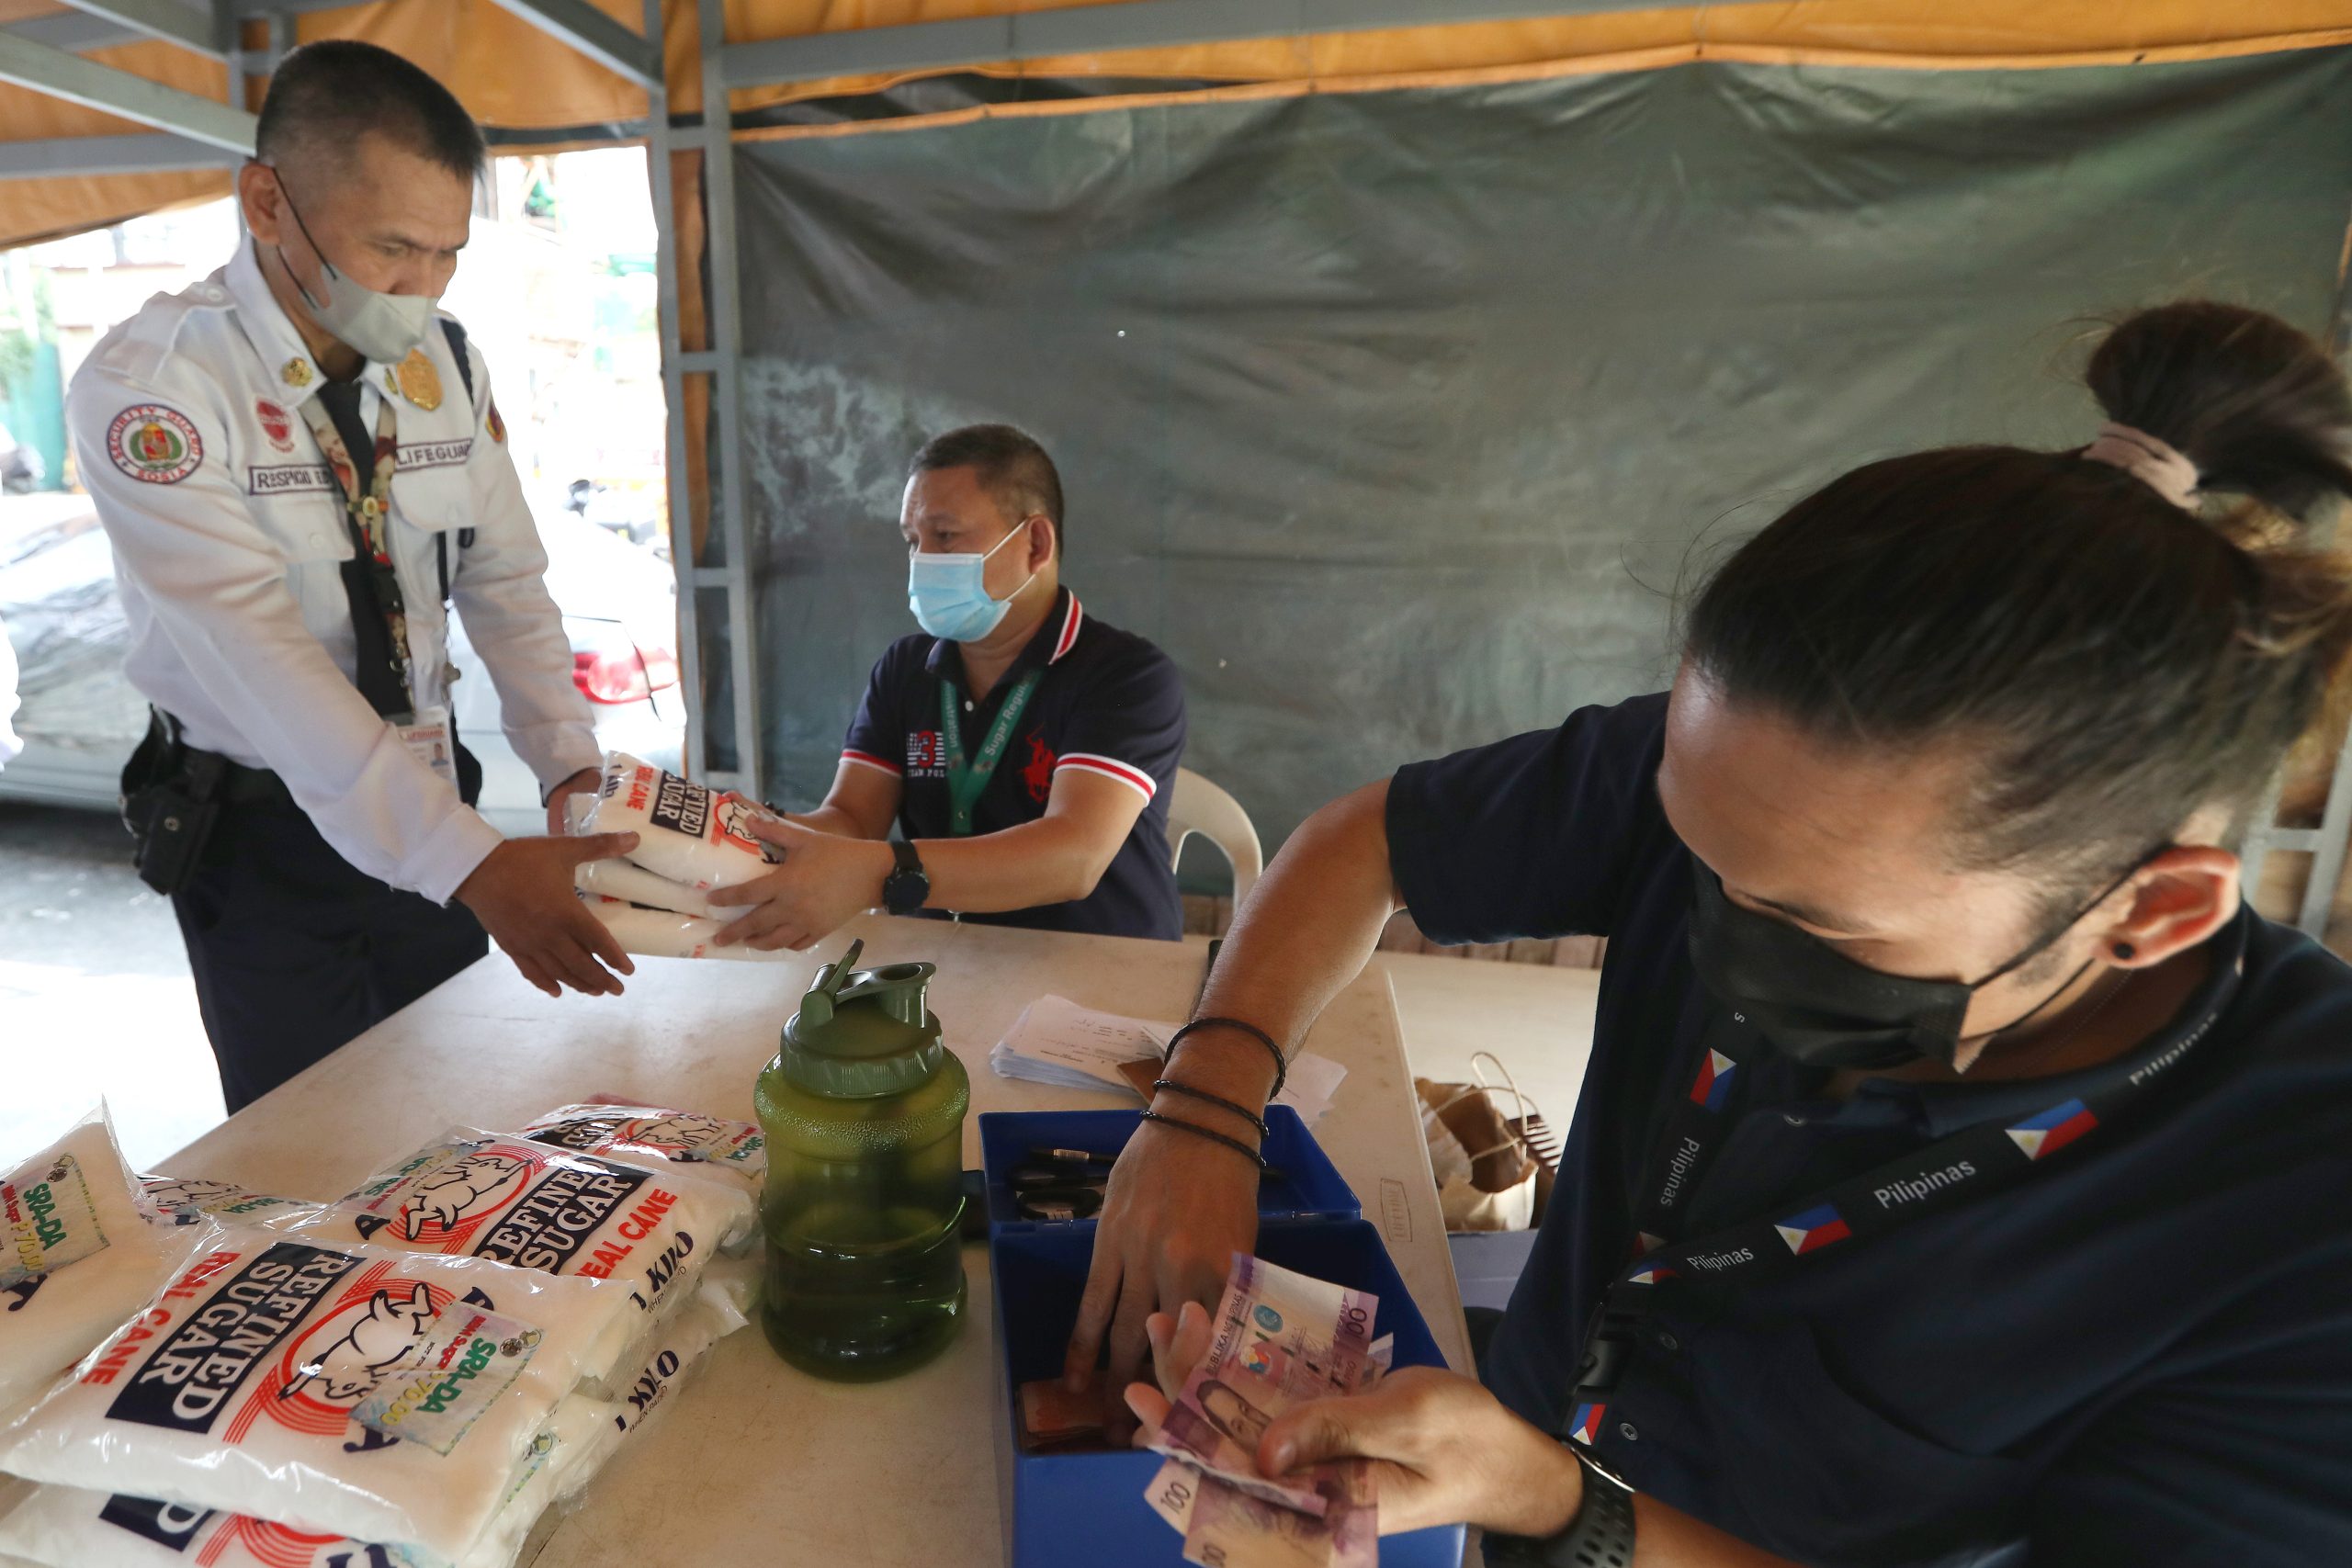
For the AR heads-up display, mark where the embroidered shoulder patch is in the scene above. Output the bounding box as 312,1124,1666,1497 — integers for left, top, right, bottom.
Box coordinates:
107,404,203,484
486,398,506,445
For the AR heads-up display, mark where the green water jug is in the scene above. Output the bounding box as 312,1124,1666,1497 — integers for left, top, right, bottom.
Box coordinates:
754,939,969,1380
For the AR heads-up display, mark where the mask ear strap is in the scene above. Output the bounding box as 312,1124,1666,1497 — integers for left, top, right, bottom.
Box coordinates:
1973,849,2157,991
265,166,339,308
991,514,1046,602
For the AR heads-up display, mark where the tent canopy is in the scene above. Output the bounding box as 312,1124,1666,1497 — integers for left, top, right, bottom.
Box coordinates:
0,0,2346,246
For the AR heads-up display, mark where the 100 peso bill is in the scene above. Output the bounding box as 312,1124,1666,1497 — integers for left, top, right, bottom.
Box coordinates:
1140,1256,1387,1568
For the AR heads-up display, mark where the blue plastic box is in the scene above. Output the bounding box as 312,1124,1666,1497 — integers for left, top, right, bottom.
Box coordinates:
980,1107,1468,1568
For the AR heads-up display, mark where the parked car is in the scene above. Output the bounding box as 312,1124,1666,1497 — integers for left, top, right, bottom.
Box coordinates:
561,478,662,548
0,496,684,837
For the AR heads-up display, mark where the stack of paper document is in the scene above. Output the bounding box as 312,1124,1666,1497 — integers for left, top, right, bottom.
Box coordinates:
991,994,1346,1124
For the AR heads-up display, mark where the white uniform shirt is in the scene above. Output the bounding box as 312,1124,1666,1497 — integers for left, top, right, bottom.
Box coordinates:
67,241,600,904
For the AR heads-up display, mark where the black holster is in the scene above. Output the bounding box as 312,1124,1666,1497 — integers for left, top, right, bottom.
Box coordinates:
119,708,220,896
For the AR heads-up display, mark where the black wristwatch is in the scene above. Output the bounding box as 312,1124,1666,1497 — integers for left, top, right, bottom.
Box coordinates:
1486,1450,1635,1567
882,839,930,916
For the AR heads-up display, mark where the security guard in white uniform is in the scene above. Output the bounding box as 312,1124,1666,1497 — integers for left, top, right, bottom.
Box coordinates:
71,40,639,1111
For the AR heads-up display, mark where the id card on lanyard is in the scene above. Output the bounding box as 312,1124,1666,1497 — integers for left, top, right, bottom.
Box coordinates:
939,670,1041,835
1561,937,2240,1447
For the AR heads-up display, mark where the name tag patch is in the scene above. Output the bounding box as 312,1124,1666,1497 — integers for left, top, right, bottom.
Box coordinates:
398,438,472,470
246,463,334,496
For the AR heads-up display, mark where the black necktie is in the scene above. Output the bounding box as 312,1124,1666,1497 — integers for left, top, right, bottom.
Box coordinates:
314,379,408,718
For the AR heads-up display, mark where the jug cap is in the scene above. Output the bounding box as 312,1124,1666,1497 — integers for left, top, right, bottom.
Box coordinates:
780,939,945,1098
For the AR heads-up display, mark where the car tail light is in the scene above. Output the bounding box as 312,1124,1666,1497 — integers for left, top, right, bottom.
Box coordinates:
573,648,651,705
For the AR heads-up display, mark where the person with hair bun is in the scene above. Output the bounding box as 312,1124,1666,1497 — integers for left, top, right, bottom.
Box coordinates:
1082,301,2352,1565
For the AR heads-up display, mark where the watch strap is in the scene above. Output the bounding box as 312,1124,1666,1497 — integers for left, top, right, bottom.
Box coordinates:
884,838,928,915
1488,1451,1635,1568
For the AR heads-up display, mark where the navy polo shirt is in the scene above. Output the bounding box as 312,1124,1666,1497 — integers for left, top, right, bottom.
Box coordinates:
843,587,1186,940
1387,692,2352,1567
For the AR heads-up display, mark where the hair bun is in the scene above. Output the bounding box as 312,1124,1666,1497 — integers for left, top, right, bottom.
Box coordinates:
2085,300,2352,523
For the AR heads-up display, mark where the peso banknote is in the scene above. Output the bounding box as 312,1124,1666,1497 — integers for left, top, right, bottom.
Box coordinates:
1142,1254,1385,1565
1209,1255,1379,1399
1147,1456,1204,1533
1182,1459,1377,1568
1152,1359,1331,1515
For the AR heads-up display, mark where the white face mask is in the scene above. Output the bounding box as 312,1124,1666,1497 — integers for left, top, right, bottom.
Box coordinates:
272,175,439,365
906,521,1037,642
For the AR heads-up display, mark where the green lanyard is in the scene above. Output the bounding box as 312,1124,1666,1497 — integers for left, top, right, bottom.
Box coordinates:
939,671,1041,835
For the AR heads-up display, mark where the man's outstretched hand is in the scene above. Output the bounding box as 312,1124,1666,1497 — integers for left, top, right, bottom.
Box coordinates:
456,831,640,998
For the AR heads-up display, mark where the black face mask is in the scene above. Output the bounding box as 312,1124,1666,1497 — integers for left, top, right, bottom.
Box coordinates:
1686,855,2150,1071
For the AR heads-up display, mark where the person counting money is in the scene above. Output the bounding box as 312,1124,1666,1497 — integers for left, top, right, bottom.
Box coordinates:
1086,302,2352,1566
76,41,639,1111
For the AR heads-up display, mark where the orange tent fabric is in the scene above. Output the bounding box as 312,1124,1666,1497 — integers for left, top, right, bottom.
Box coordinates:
0,0,2347,244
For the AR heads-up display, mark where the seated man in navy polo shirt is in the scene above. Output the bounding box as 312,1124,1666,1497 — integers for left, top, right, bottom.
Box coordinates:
709,423,1185,949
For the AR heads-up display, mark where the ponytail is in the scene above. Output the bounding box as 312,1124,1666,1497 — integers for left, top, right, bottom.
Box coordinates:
1685,299,2352,890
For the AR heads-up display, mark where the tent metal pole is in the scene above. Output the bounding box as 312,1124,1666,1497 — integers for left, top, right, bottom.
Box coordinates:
0,130,240,177
1,14,153,54
721,0,1783,89
0,28,254,152
2296,723,2352,936
695,0,763,799
643,0,715,786
489,0,662,90
46,0,228,60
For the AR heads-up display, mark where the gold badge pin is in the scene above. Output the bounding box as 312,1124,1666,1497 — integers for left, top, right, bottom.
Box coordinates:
281,357,312,388
395,348,443,412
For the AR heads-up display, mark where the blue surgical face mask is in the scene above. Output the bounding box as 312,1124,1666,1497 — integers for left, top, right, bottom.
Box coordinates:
908,522,1036,642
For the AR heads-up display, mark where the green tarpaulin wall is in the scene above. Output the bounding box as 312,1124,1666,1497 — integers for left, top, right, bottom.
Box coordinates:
728,46,2352,857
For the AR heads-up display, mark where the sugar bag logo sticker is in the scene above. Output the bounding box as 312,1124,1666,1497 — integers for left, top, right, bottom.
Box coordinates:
352,1303,541,1457
4,1152,110,1290
107,1242,361,1434
107,405,203,484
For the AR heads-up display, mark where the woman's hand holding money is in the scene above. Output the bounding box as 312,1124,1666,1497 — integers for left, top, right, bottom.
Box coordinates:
1124,1303,1584,1539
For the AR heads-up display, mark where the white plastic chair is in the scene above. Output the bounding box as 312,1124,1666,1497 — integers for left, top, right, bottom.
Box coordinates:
1168,766,1264,908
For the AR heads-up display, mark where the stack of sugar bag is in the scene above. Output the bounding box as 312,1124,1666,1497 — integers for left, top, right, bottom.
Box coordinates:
569,750,788,961
0,1100,768,1568
1,1108,198,1423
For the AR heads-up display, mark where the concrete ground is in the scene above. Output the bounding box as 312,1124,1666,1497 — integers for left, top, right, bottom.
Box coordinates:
1,806,1599,1199
0,800,225,1169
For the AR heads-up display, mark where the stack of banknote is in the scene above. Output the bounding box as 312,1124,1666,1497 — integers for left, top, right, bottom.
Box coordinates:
1143,1256,1394,1568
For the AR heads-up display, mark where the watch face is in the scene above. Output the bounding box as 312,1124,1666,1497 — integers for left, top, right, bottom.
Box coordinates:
886,867,928,915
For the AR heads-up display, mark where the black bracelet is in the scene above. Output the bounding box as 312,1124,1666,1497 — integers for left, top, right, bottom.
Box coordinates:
1137,1110,1267,1171
1151,1078,1270,1138
1167,1016,1287,1099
